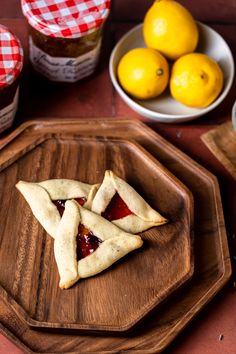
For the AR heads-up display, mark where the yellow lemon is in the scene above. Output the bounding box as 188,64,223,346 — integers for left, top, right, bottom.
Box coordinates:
117,48,169,100
143,0,199,60
170,53,223,108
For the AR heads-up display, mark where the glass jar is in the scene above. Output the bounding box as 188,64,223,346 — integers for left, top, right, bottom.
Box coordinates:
0,25,23,133
21,0,110,82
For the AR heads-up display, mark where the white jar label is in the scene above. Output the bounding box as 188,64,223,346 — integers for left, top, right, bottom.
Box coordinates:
29,36,101,82
0,88,19,134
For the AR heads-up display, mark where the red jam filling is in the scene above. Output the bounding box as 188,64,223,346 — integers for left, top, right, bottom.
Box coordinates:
101,192,133,221
76,224,102,260
53,197,86,216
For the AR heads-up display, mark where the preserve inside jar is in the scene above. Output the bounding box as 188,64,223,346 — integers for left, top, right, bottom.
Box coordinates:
29,25,103,58
0,25,23,134
21,0,110,82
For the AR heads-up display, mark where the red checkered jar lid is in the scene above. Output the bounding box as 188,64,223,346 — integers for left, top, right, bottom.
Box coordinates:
0,25,24,89
21,0,111,39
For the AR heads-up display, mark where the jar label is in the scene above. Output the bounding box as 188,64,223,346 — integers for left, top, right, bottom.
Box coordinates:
29,37,101,82
0,88,19,134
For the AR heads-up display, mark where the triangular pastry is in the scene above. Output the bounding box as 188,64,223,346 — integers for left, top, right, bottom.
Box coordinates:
54,200,143,289
16,179,100,238
91,170,167,233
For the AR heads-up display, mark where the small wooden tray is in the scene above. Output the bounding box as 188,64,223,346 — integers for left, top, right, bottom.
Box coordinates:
201,121,236,179
0,119,231,353
0,135,193,333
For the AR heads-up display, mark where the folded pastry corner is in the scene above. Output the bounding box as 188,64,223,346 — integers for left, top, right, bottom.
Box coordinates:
91,170,168,233
54,199,80,289
54,200,143,289
37,179,100,209
16,180,61,238
16,179,100,238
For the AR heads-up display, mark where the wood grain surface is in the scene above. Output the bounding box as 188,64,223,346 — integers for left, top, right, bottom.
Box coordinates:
0,136,193,333
0,119,231,353
201,121,236,180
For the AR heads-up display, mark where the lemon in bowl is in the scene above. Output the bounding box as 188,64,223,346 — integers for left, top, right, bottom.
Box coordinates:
117,48,169,100
170,53,224,108
143,0,199,60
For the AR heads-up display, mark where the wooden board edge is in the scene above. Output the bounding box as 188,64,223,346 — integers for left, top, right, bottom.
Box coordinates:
2,118,231,183
201,128,236,180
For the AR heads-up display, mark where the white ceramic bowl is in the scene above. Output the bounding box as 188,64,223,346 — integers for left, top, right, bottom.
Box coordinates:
109,23,235,123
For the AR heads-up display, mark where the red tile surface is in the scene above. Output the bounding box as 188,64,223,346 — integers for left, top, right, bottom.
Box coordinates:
165,286,236,354
0,0,22,18
179,0,236,24
2,0,236,23
18,63,114,121
0,333,24,354
111,0,153,22
112,0,236,23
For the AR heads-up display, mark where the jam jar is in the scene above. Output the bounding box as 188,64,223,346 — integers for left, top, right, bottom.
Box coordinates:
0,25,23,133
21,0,110,82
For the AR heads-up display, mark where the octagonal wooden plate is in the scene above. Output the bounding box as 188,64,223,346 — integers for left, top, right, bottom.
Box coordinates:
0,134,193,333
0,119,231,353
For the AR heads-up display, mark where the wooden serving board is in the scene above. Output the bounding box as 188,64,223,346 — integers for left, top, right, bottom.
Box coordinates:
0,135,193,333
201,121,236,179
0,119,231,353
